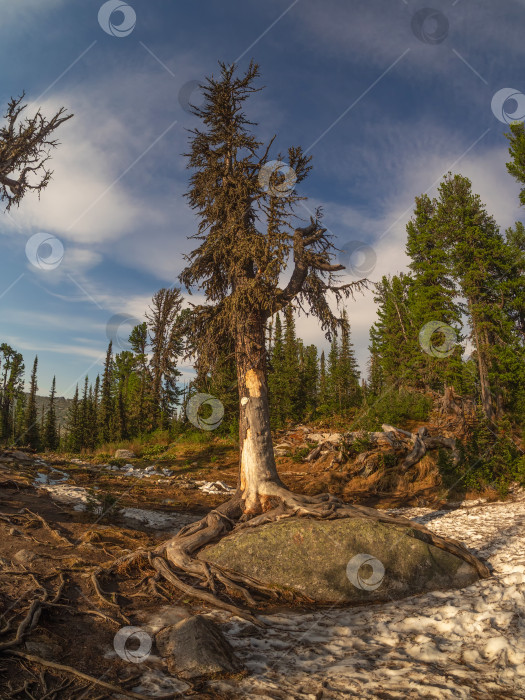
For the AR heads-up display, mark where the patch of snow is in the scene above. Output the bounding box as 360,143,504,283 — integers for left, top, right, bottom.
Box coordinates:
37,483,90,508
121,507,199,531
37,481,200,532
139,605,190,633
132,669,189,696
33,468,69,485
196,480,235,494
208,494,525,699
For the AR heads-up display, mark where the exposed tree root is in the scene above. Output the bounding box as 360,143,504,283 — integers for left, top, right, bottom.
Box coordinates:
93,483,491,622
5,651,181,700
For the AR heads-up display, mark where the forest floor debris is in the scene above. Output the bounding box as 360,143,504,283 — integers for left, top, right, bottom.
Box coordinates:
0,444,523,698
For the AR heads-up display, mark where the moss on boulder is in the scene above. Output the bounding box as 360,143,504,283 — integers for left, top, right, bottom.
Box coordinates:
198,517,480,604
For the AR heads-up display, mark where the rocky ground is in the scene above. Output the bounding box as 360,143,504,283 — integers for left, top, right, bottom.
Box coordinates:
0,444,523,699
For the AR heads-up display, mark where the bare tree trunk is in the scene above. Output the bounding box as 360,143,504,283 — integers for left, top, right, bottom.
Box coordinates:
236,311,284,515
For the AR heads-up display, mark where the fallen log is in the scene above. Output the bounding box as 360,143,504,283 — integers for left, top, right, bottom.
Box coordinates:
305,424,461,473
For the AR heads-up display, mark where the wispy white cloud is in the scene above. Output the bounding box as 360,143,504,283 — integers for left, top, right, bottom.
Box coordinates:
5,335,106,361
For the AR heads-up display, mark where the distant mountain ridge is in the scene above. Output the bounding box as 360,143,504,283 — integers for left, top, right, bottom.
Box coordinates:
31,394,72,428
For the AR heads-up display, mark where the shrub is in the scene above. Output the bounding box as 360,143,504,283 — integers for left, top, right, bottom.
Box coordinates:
355,389,432,431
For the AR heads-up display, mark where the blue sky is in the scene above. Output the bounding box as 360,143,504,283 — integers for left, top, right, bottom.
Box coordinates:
0,0,524,397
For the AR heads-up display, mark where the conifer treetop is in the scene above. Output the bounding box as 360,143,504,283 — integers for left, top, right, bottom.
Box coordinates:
179,62,367,368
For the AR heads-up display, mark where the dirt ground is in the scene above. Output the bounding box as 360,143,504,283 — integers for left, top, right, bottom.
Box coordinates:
0,432,510,699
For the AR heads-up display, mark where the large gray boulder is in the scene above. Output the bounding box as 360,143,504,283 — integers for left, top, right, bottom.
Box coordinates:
155,615,242,678
198,517,481,604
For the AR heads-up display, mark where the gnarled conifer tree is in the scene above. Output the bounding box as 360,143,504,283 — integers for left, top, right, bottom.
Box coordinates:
178,62,365,516
105,63,488,620
0,94,72,209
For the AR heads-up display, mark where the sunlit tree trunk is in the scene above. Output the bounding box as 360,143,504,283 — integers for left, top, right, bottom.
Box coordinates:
236,311,283,515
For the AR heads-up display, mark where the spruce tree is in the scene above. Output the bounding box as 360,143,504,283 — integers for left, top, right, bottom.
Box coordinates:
146,288,184,429
0,344,24,442
506,122,525,206
99,342,114,444
327,336,340,413
43,376,59,451
89,376,100,448
268,313,287,427
79,376,90,450
338,308,361,410
24,356,40,450
366,347,384,397
436,173,517,424
406,193,463,391
13,393,26,444
369,274,414,389
129,323,149,434
66,385,81,452
318,350,328,410
282,305,300,421
298,344,319,419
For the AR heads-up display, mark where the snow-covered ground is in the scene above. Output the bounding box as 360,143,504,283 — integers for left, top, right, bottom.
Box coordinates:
209,494,525,699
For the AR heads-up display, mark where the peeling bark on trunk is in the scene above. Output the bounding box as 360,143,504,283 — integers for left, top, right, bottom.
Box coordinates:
236,311,283,515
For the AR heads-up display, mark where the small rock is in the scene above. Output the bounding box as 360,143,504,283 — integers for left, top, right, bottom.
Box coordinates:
155,616,243,678
180,481,197,490
115,449,136,459
10,450,33,462
324,433,342,444
25,639,62,659
13,549,39,566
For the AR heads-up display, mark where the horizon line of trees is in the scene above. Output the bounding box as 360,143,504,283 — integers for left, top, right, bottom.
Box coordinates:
0,122,523,468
